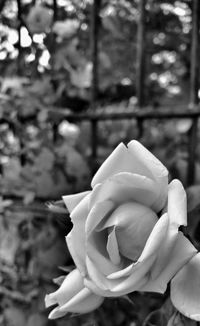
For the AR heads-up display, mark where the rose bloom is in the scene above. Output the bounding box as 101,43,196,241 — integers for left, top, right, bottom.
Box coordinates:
46,140,200,321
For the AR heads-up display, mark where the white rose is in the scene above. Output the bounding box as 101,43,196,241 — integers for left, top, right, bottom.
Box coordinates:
46,140,200,320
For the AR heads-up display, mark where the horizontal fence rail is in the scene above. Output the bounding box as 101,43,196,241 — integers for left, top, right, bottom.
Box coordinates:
47,107,200,121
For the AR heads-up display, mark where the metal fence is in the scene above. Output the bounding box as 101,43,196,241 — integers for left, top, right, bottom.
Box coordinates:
15,0,200,186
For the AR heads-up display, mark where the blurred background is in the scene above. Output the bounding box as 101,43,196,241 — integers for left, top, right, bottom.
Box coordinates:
0,0,200,325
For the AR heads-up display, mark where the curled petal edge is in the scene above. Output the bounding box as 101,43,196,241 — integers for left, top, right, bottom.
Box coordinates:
45,269,104,318
62,191,90,214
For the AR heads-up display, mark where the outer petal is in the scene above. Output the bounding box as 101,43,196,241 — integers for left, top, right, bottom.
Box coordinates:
171,253,200,321
45,269,83,308
70,192,90,222
127,141,168,181
62,191,90,214
138,213,169,262
128,140,168,210
84,256,156,298
66,193,90,275
57,288,104,315
91,142,168,200
167,179,187,226
110,255,156,295
85,254,151,297
91,143,133,187
46,269,103,318
149,179,187,280
90,173,162,213
140,233,197,293
84,276,117,297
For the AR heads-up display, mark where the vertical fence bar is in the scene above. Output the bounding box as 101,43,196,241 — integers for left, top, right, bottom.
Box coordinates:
53,0,58,21
90,0,101,173
17,0,22,75
187,0,200,185
136,0,146,138
52,0,58,142
17,0,26,165
136,0,146,107
0,0,7,13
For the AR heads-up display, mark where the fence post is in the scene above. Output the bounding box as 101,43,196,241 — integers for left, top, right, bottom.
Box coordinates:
136,0,146,138
187,0,199,185
53,0,57,21
16,0,26,165
90,0,101,173
0,0,7,12
52,0,58,142
17,0,22,75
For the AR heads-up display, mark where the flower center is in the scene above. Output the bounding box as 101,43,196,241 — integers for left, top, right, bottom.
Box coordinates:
106,202,158,263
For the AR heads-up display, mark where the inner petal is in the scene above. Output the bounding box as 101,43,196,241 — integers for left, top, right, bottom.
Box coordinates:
87,228,122,275
107,203,158,262
106,227,121,265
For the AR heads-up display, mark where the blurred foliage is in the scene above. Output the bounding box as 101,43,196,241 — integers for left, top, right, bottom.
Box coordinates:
0,0,194,106
0,0,200,325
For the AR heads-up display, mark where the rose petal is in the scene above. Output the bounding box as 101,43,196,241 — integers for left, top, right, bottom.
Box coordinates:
46,269,104,318
106,227,121,265
168,179,187,226
62,191,90,214
91,143,132,187
86,254,147,297
86,256,110,291
90,173,162,213
66,194,90,275
84,276,115,297
138,213,169,262
140,233,197,293
45,269,83,308
66,234,85,275
149,227,178,281
128,141,168,210
106,263,135,280
150,179,187,280
86,230,123,275
86,202,129,277
84,273,143,298
127,140,168,179
100,202,157,261
106,213,169,281
85,252,156,297
48,307,67,319
110,255,156,295
91,142,168,205
70,193,90,222
171,253,200,321
58,287,104,315
86,256,121,292
85,200,115,236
